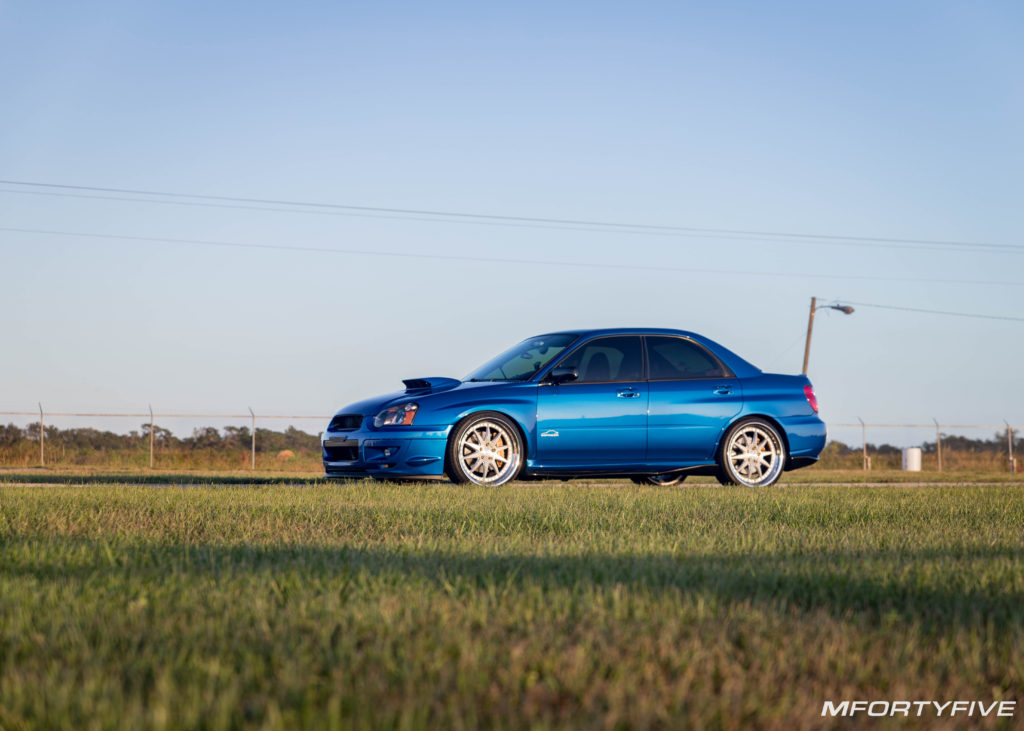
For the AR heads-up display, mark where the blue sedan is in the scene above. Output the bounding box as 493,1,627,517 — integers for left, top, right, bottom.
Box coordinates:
323,328,826,487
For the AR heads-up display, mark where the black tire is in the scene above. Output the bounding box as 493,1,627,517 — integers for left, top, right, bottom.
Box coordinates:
445,412,524,486
716,418,786,487
630,474,688,486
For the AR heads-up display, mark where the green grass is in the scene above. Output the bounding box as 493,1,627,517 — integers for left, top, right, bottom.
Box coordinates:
1,480,1023,729
3,466,1022,486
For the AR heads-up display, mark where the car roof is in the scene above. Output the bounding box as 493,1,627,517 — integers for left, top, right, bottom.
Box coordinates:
532,328,762,377
539,327,699,336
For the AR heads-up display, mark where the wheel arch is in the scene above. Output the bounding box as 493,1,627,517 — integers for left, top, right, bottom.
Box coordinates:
444,409,530,475
717,413,792,464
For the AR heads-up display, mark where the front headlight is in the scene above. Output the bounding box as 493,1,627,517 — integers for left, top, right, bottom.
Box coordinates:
374,402,419,427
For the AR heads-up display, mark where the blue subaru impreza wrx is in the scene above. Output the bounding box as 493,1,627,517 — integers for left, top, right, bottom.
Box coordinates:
323,328,826,487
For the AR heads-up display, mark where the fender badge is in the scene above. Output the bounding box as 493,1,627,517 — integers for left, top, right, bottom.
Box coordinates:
541,429,559,438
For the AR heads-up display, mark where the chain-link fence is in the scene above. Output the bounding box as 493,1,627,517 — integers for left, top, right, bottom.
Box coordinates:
0,409,1019,472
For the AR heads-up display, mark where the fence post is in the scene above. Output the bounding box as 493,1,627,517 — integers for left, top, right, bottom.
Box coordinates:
248,407,256,470
149,404,155,469
38,402,44,467
1007,420,1016,474
858,417,868,470
933,418,942,472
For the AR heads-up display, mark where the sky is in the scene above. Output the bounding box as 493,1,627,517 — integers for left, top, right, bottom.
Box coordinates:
1,1,1022,447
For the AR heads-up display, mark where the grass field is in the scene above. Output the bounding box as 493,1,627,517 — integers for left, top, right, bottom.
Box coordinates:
3,465,1023,485
1,478,1023,729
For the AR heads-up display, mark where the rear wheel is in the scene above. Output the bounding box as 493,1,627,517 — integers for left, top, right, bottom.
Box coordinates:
630,474,687,486
446,412,523,486
716,419,786,487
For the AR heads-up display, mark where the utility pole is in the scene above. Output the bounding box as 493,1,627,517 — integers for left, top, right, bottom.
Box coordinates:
149,404,155,469
802,297,816,375
933,418,942,472
802,297,854,375
249,407,256,470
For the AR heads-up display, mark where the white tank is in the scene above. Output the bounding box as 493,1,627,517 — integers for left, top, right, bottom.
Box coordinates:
902,447,922,471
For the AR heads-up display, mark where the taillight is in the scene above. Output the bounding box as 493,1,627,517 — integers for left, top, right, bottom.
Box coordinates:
803,384,819,413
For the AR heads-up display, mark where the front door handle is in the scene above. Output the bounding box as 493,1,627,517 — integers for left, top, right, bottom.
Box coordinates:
617,390,640,398
714,386,733,395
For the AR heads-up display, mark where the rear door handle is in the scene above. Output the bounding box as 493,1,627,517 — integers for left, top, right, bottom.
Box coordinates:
617,390,640,398
714,386,733,395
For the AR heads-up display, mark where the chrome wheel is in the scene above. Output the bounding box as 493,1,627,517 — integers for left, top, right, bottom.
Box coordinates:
722,421,785,487
455,419,520,485
632,474,687,486
648,473,685,486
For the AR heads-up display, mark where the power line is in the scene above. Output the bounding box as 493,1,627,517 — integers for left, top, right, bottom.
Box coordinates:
4,188,856,247
836,299,1024,323
1,178,1021,254
11,187,1019,256
3,225,1024,288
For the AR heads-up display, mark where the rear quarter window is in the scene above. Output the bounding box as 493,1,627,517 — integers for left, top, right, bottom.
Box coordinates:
646,336,728,379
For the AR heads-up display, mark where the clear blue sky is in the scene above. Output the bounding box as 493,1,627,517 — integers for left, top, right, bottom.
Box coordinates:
1,1,1022,446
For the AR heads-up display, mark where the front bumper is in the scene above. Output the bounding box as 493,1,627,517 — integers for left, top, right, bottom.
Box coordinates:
322,426,450,479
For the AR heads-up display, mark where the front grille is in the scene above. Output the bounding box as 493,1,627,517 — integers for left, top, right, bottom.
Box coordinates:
328,414,362,431
324,442,359,461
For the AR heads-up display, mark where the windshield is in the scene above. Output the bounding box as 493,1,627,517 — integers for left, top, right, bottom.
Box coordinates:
465,333,580,382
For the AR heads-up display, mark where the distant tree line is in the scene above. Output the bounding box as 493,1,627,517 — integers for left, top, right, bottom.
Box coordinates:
825,431,1021,457
0,423,319,453
919,432,1021,455
819,430,1019,470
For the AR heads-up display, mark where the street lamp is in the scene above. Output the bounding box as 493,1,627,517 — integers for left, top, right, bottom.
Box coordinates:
802,296,854,374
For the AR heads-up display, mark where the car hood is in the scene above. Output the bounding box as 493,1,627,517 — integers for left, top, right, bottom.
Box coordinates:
331,378,510,420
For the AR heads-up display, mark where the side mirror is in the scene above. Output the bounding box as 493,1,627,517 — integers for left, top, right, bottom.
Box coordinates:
548,366,578,384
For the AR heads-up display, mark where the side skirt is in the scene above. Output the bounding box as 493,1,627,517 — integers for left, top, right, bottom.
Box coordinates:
523,463,718,480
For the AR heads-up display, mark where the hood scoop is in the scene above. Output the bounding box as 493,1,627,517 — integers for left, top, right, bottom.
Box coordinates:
402,376,462,392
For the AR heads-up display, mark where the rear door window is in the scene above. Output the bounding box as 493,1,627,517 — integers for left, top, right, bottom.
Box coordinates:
556,336,644,383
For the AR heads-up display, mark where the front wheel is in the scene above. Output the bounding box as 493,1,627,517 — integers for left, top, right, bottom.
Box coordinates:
446,412,523,486
716,419,786,487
